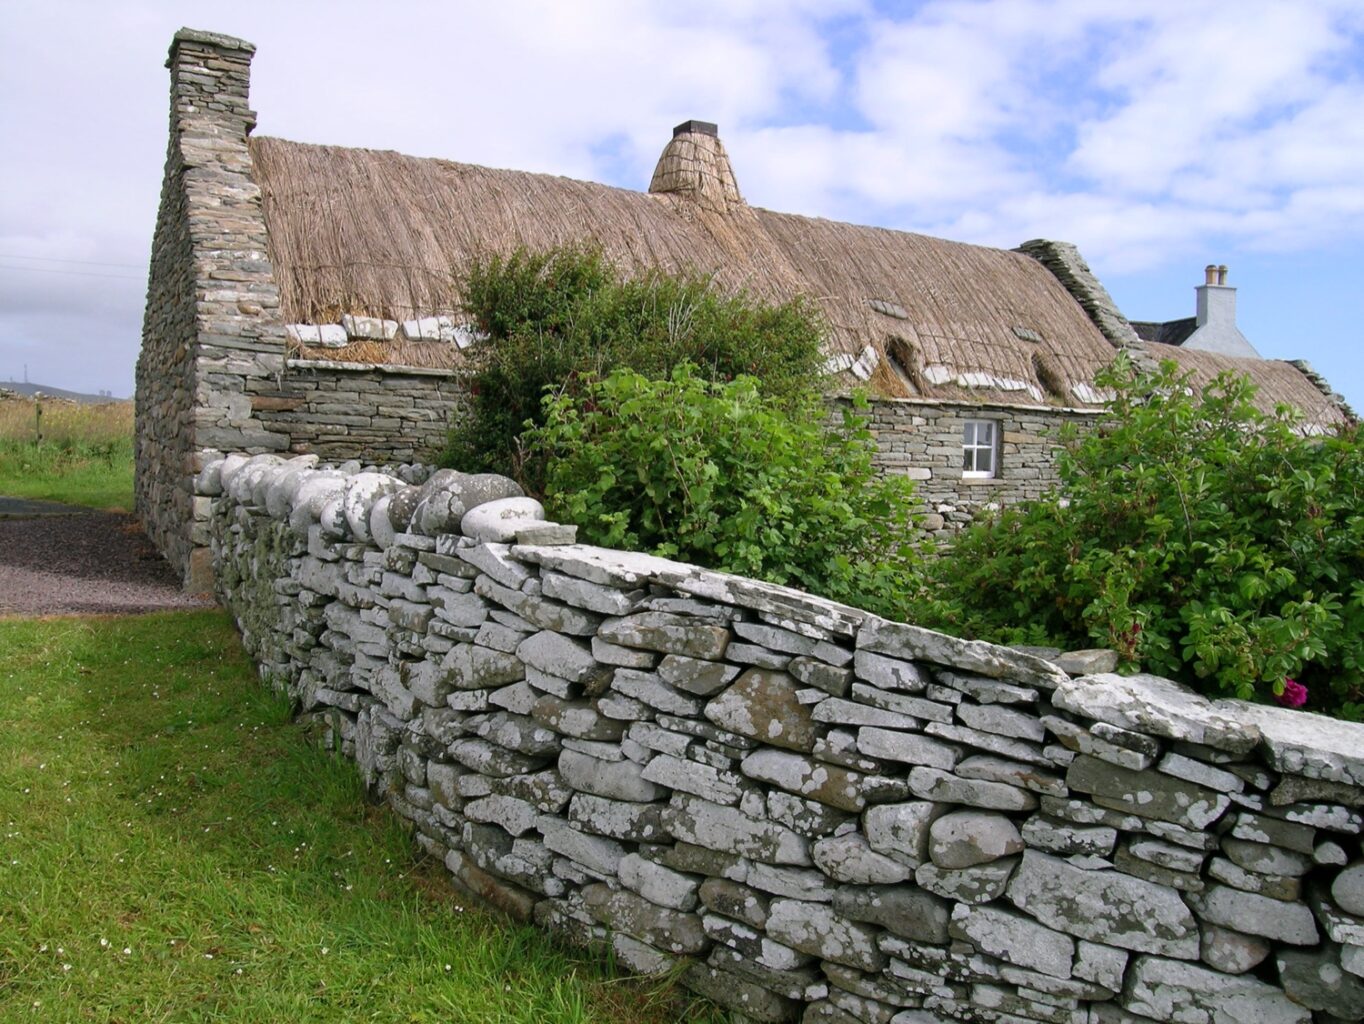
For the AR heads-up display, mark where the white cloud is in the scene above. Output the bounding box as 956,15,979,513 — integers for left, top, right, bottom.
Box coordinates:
0,0,1361,396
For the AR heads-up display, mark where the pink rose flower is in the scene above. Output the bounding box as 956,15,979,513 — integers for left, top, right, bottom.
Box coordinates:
1274,678,1308,708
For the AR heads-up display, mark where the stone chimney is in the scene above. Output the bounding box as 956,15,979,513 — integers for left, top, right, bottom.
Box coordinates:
649,120,743,213
1186,264,1258,358
137,28,286,591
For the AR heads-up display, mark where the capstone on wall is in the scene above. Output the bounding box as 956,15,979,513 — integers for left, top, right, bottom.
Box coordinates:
203,449,1364,1024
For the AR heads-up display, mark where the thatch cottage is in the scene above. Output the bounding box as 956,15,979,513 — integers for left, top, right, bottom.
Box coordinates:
137,29,1352,587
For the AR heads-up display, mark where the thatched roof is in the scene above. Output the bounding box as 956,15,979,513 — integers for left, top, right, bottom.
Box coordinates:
1144,343,1352,427
251,134,1120,405
249,128,1348,423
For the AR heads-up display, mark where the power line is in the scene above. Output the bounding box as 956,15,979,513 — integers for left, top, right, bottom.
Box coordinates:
0,263,143,282
0,252,143,269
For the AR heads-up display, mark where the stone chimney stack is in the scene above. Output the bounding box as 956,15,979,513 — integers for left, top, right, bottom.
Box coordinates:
137,28,285,591
1186,264,1259,358
167,29,258,152
649,120,743,213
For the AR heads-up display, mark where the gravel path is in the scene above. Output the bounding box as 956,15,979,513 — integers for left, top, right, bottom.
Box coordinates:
0,501,216,617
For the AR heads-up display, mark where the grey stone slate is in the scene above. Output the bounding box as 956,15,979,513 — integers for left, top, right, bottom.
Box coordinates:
956,701,1047,742
955,753,1066,796
1332,860,1364,916
857,728,961,769
949,902,1074,978
610,668,702,716
662,794,812,866
789,656,853,696
863,800,940,867
616,852,700,911
740,748,867,811
812,698,920,731
858,618,1068,690
705,670,818,753
832,884,950,944
1191,883,1319,945
590,636,658,668
915,858,1017,905
853,650,930,692
1222,837,1311,878
1124,954,1310,1024
849,683,954,723
598,611,730,659
907,767,1037,811
813,834,913,884
1066,754,1229,830
656,653,740,696
581,882,707,955
1006,850,1200,957
1276,944,1364,1018
1052,673,1259,754
766,898,886,972
929,810,1024,868
1199,922,1271,975
539,569,646,615
642,752,747,805
558,748,663,803
699,877,769,928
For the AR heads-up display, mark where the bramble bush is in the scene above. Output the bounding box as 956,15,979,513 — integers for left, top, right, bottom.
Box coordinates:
527,365,930,621
442,246,827,488
913,356,1363,719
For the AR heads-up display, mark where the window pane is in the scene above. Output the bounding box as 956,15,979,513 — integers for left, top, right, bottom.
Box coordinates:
980,421,995,445
963,421,976,445
977,446,993,474
963,447,974,471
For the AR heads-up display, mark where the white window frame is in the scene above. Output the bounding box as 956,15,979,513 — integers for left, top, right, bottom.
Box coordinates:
962,419,999,479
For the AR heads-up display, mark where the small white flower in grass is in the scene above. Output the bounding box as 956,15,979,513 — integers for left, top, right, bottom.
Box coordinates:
204,953,213,959
62,964,71,972
235,968,243,975
444,964,451,972
122,947,131,955
99,938,109,948
321,947,329,956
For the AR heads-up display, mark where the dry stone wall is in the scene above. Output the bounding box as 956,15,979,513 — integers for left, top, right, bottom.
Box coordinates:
204,451,1364,1024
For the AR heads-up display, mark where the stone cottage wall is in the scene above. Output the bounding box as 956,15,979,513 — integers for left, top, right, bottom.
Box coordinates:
256,360,467,464
201,450,1364,1024
861,399,1100,532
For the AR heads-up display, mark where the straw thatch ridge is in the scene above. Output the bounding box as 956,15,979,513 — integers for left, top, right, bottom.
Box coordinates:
250,137,1117,404
250,136,1350,425
1145,342,1353,427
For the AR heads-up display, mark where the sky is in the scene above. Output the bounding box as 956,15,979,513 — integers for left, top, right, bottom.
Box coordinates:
1,0,1361,410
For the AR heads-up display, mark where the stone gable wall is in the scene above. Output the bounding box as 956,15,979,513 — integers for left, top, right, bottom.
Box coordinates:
202,450,1364,1024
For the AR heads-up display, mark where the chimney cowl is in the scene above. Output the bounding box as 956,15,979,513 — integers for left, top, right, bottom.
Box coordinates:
673,120,718,138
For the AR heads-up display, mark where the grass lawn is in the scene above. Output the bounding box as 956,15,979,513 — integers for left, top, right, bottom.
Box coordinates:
0,611,723,1023
0,399,134,511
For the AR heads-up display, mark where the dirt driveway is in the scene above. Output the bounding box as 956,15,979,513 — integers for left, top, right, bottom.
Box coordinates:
0,498,215,616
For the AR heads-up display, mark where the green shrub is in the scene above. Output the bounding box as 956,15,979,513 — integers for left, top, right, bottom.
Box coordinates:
527,365,930,621
914,355,1363,719
443,246,827,487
